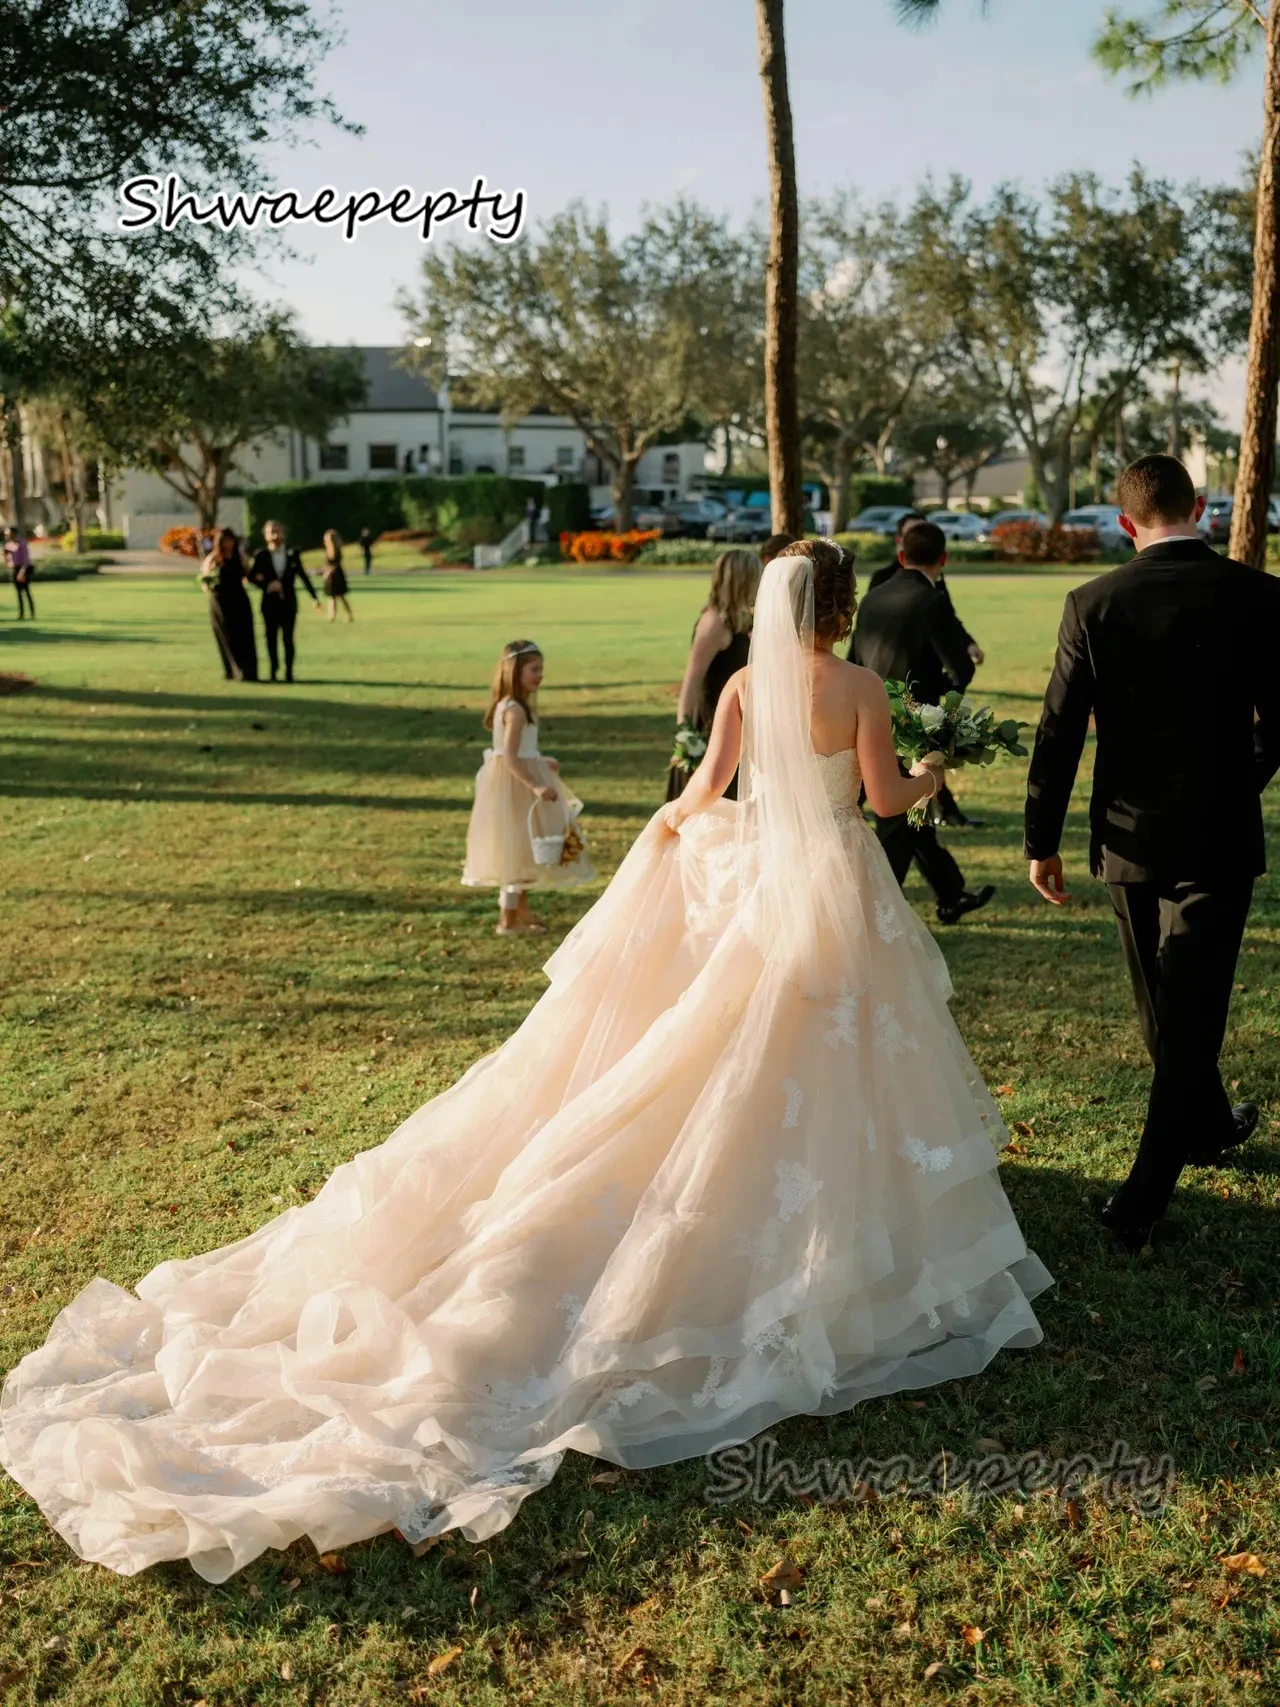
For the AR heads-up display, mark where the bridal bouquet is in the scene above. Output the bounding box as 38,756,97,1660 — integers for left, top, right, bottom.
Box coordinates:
885,680,1029,827
670,719,709,775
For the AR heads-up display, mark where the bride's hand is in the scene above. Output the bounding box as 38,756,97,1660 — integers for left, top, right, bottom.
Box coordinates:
909,753,946,779
658,801,684,836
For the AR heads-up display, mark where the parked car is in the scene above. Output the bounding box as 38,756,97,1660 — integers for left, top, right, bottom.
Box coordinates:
847,505,919,537
1059,505,1129,551
929,510,990,542
662,497,729,539
987,509,1047,531
707,506,774,544
1194,496,1280,544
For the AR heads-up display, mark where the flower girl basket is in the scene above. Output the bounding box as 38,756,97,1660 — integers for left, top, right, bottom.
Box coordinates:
527,796,585,867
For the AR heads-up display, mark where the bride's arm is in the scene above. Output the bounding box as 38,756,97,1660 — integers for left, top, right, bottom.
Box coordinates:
661,668,745,829
855,675,945,819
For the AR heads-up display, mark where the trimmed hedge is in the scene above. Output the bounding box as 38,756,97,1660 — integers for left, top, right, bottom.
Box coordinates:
31,555,105,579
545,483,591,539
244,475,545,552
845,476,913,518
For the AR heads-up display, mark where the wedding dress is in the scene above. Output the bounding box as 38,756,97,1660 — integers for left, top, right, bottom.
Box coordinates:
0,555,1050,1582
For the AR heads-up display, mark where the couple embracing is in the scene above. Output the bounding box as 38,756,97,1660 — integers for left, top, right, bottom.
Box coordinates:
2,474,1275,1579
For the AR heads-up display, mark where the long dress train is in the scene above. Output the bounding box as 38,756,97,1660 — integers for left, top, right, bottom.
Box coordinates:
0,556,1049,1583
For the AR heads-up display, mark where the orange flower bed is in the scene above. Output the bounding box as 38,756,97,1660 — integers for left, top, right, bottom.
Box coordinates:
560,528,661,564
159,526,203,558
991,521,1098,565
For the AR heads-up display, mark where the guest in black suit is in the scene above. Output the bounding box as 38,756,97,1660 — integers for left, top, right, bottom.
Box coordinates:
852,521,996,925
359,528,374,575
249,519,320,683
1024,454,1280,1251
857,512,985,828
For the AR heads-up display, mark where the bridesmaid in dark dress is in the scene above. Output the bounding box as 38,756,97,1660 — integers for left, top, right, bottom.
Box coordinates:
323,529,353,622
666,547,762,801
200,527,258,681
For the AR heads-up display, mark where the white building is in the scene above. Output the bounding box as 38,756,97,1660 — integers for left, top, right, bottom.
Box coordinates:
109,348,711,545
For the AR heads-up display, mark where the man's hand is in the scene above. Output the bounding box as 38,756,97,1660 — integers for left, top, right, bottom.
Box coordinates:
967,643,985,666
1029,855,1070,906
268,578,284,595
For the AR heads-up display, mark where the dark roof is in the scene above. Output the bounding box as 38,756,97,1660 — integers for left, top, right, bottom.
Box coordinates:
352,347,440,412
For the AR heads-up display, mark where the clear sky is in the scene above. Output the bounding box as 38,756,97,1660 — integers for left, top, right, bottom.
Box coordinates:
247,0,1261,421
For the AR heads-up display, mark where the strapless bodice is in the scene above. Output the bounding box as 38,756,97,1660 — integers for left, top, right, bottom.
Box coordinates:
814,747,862,820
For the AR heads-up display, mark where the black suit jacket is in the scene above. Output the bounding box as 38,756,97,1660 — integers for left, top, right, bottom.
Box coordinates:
249,546,318,607
851,567,976,704
858,559,975,652
1024,538,1280,884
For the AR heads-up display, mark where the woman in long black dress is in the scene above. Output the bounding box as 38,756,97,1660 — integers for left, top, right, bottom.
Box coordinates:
665,547,762,801
322,529,353,622
199,527,258,681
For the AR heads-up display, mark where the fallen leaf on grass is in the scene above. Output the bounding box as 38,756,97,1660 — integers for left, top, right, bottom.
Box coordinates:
962,1623,986,1646
427,1645,463,1677
284,1576,301,1590
994,1085,1014,1097
279,1660,293,1681
590,1470,625,1487
1148,1656,1164,1671
317,1553,347,1574
1002,1141,1026,1158
975,1437,1006,1454
1064,1498,1086,1531
1011,1121,1034,1140
1196,1375,1218,1394
628,1596,661,1619
924,1660,959,1682
1221,1552,1265,1578
735,1518,754,1537
1230,1349,1246,1377
0,1671,25,1692
760,1558,805,1604
894,1620,913,1638
247,1584,262,1600
612,1643,655,1680
901,1398,926,1411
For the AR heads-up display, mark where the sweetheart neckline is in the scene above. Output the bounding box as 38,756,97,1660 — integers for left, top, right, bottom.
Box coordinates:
813,747,856,762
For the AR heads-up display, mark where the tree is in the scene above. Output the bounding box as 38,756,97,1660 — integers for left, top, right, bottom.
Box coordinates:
913,170,1220,522
895,389,1008,507
754,0,804,534
797,193,949,528
126,316,366,530
1092,1,1274,565
402,204,718,528
0,0,349,319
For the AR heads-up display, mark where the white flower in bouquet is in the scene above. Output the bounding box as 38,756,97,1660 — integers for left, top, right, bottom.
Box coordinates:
919,703,947,732
882,679,1030,827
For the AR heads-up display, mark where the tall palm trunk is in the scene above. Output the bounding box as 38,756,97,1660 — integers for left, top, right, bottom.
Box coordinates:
1230,0,1280,568
755,0,804,536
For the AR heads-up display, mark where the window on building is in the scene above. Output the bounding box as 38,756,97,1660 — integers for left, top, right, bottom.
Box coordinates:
662,452,681,484
507,445,527,470
556,446,575,469
319,443,349,471
369,443,398,471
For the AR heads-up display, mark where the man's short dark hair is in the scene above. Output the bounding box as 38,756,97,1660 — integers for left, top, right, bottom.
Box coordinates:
894,510,926,540
760,532,800,565
900,520,946,567
1116,455,1197,527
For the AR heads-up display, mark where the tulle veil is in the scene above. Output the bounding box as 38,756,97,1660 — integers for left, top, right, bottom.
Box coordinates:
734,548,863,997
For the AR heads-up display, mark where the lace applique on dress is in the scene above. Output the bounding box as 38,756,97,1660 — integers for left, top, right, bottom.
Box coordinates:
823,983,858,1049
874,1003,919,1059
781,1078,804,1128
691,1356,741,1412
875,898,905,943
558,1293,583,1330
865,1117,877,1154
775,1158,823,1220
900,1138,954,1175
599,1378,660,1424
913,1260,942,1330
474,1369,555,1433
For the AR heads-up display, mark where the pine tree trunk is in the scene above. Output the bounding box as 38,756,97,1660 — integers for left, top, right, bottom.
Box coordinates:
1167,359,1182,460
1230,2,1280,568
755,0,803,536
3,405,26,537
831,434,855,532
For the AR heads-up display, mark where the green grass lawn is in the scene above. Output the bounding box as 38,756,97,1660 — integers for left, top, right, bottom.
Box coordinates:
1,570,1277,1707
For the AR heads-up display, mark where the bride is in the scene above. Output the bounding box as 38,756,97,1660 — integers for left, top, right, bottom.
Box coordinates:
1,541,1049,1582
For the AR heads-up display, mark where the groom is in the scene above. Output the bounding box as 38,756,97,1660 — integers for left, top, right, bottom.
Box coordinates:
1024,454,1280,1250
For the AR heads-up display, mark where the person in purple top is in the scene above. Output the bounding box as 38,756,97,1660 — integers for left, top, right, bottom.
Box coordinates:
5,529,34,619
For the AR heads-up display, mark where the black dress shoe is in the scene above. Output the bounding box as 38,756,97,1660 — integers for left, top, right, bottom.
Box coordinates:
1187,1102,1259,1167
936,884,996,926
1097,1195,1157,1254
939,809,985,829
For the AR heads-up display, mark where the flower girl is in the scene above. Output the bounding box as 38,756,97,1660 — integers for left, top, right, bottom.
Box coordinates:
463,639,595,934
